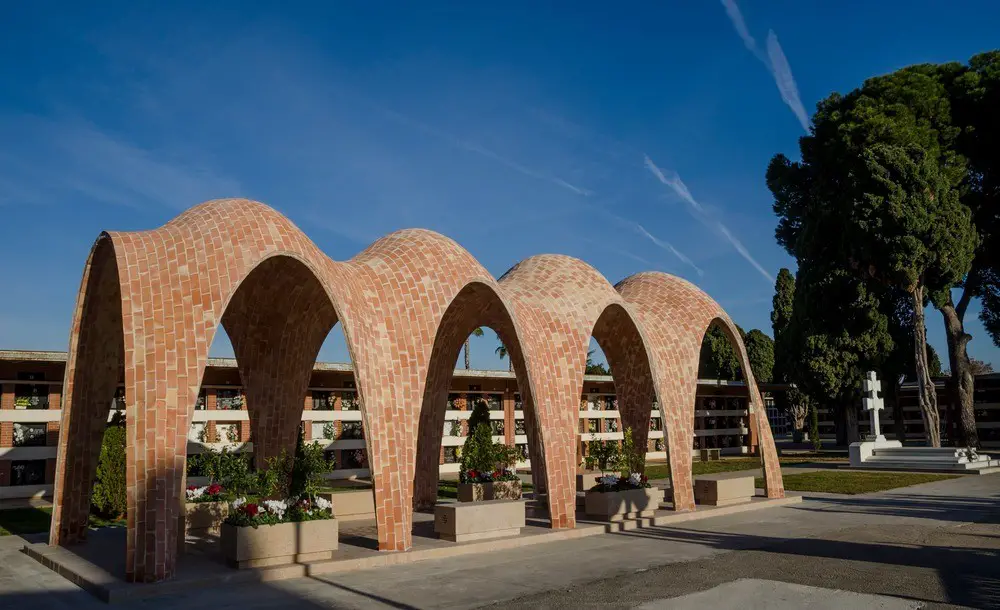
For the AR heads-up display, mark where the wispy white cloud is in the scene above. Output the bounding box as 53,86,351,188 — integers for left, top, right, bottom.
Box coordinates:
719,0,809,132
632,222,704,276
381,108,593,197
643,154,772,284
0,115,242,210
764,31,810,133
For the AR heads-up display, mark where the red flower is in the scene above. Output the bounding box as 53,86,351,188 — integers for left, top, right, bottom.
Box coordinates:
206,483,222,495
187,485,197,491
641,475,648,483
468,470,478,479
242,503,259,517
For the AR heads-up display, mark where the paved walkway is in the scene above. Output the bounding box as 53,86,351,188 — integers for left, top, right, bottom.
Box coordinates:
1,474,997,609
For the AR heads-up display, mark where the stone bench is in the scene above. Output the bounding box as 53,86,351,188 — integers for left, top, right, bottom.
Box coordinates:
699,448,722,462
317,489,375,521
434,500,527,542
694,476,754,507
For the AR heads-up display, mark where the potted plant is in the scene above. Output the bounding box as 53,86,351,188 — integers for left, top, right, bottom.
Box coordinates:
584,428,661,521
184,447,256,535
456,401,522,502
220,431,338,568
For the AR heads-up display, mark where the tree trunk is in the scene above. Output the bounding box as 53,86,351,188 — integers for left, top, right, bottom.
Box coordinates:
940,301,979,448
845,401,859,444
911,287,941,447
464,339,471,369
884,376,906,442
508,358,513,372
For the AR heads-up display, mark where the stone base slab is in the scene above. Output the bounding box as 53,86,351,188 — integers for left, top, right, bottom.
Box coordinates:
22,496,803,602
694,476,754,507
439,527,523,543
317,489,376,521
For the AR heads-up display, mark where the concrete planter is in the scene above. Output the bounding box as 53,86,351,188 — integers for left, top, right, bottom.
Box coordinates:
220,519,339,569
457,480,522,502
435,499,526,542
185,500,228,535
584,487,662,521
694,476,754,507
576,471,602,492
317,489,376,521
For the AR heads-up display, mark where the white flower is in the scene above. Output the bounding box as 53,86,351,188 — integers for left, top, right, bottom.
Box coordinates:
231,497,247,510
262,499,287,519
186,486,207,501
314,496,332,512
599,475,619,487
628,473,643,487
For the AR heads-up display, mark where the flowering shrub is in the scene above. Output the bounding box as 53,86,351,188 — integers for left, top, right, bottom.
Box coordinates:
460,468,520,484
590,472,650,493
459,419,522,485
223,494,335,528
589,427,651,493
186,483,228,503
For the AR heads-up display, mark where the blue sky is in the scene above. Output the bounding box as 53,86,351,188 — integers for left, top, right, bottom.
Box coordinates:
1,1,998,370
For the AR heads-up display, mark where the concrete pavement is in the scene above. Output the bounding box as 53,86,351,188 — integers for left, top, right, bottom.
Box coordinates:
0,474,996,609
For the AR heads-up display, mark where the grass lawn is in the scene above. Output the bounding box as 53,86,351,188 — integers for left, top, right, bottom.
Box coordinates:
0,506,126,536
644,456,846,480
753,471,959,495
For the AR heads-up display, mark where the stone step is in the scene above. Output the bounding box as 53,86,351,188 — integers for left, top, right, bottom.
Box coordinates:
862,458,996,471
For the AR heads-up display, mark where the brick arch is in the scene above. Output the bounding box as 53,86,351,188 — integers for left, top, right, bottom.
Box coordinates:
412,281,540,511
615,272,783,510
221,254,340,468
50,235,125,548
496,254,652,529
590,303,658,463
54,200,784,583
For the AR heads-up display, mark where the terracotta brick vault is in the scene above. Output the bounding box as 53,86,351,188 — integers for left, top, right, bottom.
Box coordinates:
50,199,784,583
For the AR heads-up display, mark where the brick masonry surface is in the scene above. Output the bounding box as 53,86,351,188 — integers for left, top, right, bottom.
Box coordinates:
51,199,784,583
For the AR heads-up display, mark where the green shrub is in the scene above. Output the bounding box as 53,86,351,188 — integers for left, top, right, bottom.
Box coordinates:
92,413,126,518
467,399,491,432
266,428,334,501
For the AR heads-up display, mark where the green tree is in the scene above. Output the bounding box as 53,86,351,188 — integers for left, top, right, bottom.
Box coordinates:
768,65,978,446
92,411,126,518
467,397,491,432
743,329,774,384
939,51,1000,448
585,349,610,375
495,342,512,372
464,327,485,370
779,262,896,445
770,268,812,439
698,325,742,380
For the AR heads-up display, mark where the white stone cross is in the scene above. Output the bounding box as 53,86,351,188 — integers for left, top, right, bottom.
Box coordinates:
862,370,885,441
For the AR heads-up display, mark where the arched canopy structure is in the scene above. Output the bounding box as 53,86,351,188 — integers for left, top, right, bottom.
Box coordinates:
52,199,783,583
616,272,784,510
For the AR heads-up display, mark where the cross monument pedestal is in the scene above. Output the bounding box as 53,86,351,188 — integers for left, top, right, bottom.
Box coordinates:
849,371,902,467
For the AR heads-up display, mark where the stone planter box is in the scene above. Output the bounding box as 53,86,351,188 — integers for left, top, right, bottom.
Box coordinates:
576,471,602,492
317,489,375,521
584,487,662,521
435,499,526,542
185,501,228,535
220,519,339,569
457,480,522,503
694,476,754,507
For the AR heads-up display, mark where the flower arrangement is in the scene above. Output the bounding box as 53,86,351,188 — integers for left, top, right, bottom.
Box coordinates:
589,427,651,493
224,494,335,529
186,482,228,503
459,418,521,484
223,428,336,529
